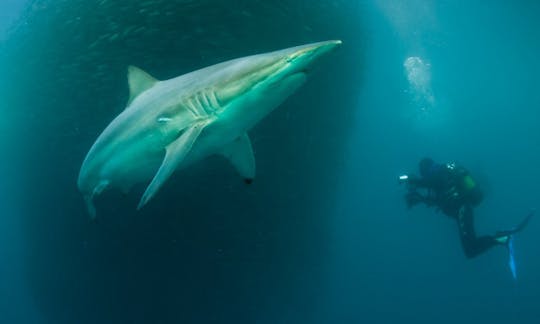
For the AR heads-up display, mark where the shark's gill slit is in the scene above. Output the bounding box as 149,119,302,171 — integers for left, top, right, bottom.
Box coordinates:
199,92,210,109
195,93,209,115
210,92,223,113
186,98,199,116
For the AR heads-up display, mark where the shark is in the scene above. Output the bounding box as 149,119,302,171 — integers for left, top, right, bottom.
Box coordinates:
78,40,342,218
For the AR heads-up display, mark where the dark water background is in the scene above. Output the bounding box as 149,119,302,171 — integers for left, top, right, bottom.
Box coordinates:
1,1,539,323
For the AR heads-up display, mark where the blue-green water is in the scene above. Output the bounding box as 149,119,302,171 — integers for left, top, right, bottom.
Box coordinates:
1,1,539,323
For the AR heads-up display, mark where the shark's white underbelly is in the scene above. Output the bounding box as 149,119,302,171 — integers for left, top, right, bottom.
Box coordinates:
177,119,242,170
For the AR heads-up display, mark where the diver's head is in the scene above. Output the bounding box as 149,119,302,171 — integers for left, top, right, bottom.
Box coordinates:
419,157,435,177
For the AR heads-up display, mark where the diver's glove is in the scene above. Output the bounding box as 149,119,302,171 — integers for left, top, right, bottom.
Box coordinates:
405,191,424,209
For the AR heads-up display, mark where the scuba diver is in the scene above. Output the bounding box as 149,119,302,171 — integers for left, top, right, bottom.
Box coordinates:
399,158,533,262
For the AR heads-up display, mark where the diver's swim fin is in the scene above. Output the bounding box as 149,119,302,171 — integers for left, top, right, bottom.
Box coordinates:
508,235,517,280
498,209,535,281
496,209,535,238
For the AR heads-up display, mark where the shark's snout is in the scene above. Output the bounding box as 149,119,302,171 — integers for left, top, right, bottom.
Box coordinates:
284,40,342,73
290,40,342,58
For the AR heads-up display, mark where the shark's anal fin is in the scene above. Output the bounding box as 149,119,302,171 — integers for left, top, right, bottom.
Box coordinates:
220,133,255,183
127,66,158,105
137,120,208,209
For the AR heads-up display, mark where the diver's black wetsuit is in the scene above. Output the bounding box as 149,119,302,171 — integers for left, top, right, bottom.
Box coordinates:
455,205,500,258
405,160,502,258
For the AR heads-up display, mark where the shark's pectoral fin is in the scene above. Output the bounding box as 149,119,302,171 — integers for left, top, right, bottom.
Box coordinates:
220,133,256,183
127,66,159,105
137,120,209,209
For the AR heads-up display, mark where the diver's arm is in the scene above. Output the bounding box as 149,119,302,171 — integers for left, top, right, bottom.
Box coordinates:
406,174,429,188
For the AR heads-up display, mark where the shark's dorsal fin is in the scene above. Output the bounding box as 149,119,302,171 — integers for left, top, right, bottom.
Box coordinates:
127,66,158,105
220,133,256,182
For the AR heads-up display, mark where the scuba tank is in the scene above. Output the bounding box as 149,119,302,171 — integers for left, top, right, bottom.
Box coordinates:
446,162,483,206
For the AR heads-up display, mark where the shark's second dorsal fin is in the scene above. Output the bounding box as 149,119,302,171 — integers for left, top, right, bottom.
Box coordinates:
127,66,158,105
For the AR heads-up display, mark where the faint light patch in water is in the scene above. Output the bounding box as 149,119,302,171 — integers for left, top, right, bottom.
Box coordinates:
404,56,434,112
0,0,30,41
374,0,438,47
0,2,44,322
402,56,453,134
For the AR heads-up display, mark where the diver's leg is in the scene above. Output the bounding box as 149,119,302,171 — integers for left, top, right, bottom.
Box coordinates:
457,205,500,258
